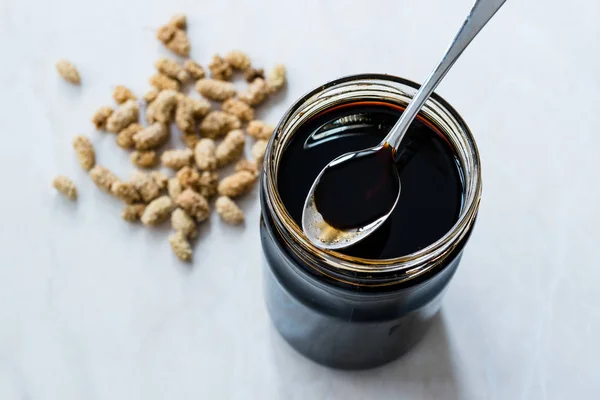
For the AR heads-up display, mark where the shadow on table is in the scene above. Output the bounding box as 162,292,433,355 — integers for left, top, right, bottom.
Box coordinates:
269,311,463,399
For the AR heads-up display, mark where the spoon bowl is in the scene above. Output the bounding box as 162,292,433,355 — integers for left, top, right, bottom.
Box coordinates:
302,145,402,250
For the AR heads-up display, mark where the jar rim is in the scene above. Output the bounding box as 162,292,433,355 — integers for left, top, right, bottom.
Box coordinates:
262,73,481,284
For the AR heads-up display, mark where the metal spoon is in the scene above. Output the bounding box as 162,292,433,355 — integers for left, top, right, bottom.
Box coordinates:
302,0,507,250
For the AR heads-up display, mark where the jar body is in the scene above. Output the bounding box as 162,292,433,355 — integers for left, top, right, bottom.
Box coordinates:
261,208,464,369
259,74,481,369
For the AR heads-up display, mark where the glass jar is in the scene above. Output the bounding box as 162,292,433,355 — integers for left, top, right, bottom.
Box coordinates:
260,74,482,369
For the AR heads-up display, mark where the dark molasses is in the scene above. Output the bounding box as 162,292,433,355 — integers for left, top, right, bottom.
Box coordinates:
277,101,463,259
314,143,399,231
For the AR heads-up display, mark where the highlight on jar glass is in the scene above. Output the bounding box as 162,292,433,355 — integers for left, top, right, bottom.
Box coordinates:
259,74,482,369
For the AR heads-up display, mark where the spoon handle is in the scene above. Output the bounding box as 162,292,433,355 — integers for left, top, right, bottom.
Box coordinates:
384,0,507,151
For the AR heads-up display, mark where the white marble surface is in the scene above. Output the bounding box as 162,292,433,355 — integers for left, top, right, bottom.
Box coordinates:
1,0,599,399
